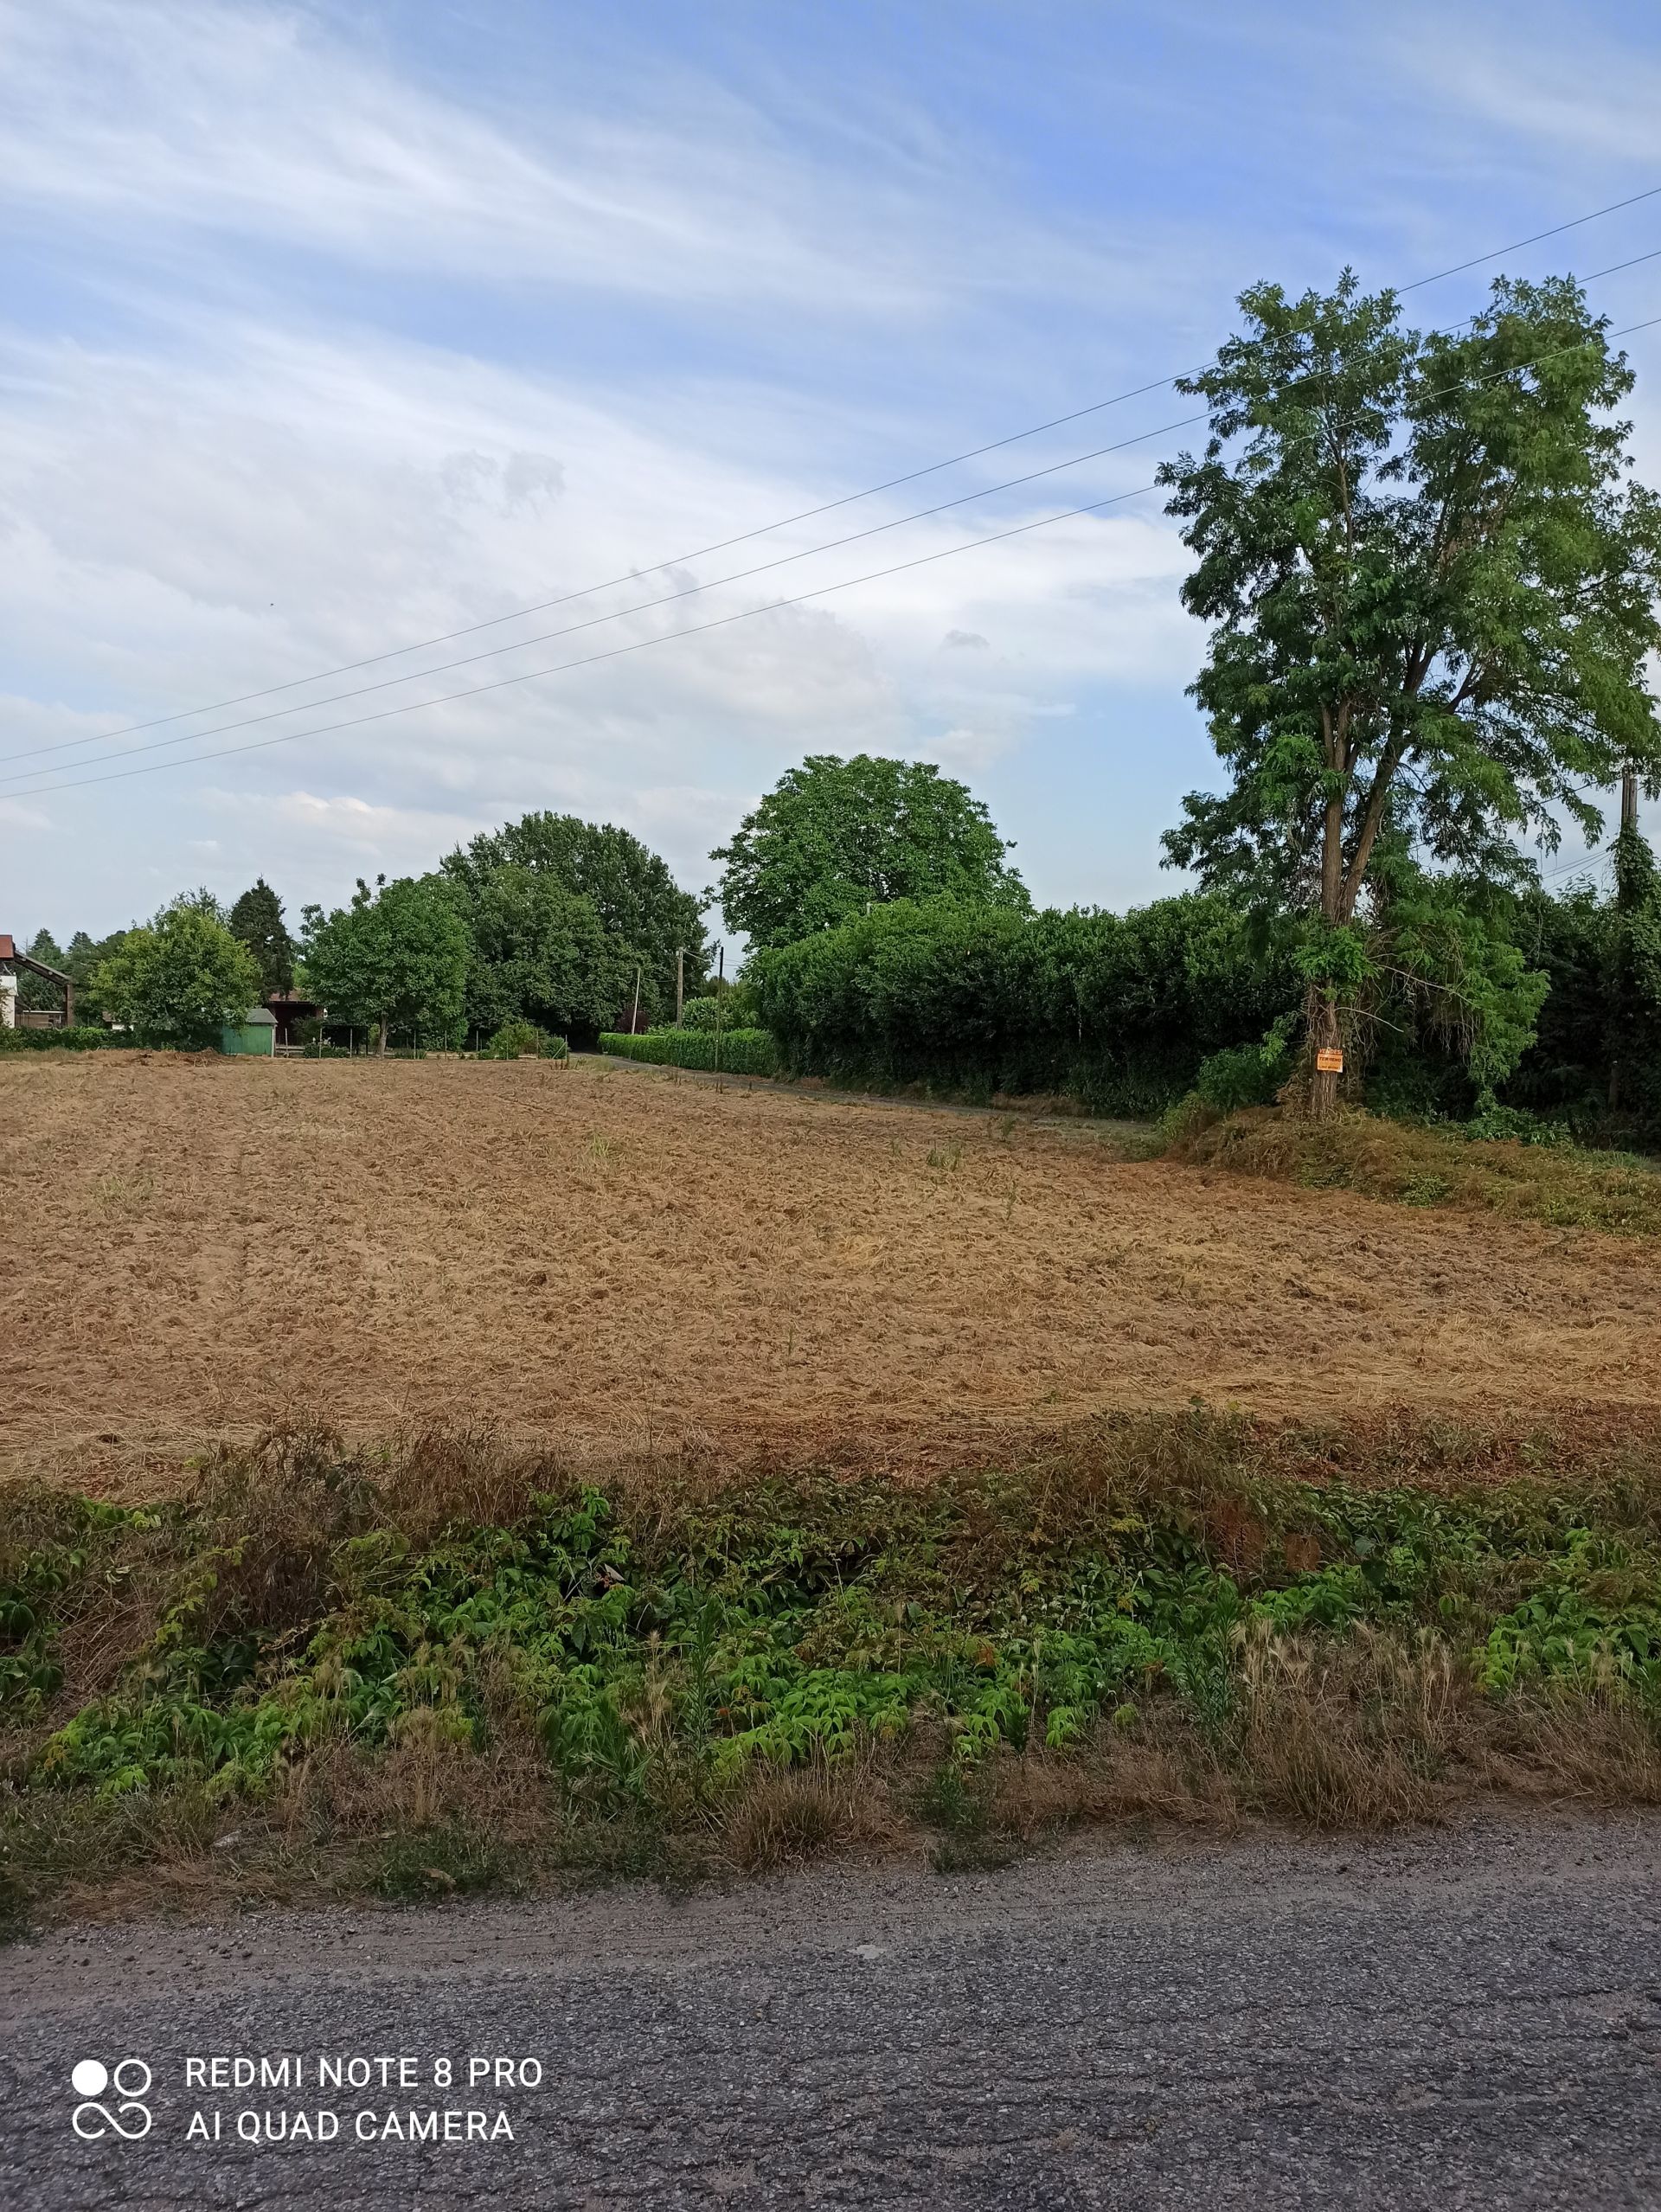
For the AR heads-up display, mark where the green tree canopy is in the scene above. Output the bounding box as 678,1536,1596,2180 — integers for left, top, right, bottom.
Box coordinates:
1159,271,1661,1108
91,907,262,1048
442,812,705,1019
301,875,470,1052
228,878,297,995
446,866,638,1042
711,753,1029,949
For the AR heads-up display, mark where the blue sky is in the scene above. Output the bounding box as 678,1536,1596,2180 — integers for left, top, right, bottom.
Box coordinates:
2,0,1659,944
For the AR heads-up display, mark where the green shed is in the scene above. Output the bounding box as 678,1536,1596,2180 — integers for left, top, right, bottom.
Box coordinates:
221,1005,277,1056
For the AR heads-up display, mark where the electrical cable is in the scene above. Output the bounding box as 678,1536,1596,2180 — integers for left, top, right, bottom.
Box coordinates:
0,410,1207,779
13,306,1658,800
12,249,1661,787
10,476,1171,797
27,184,1661,763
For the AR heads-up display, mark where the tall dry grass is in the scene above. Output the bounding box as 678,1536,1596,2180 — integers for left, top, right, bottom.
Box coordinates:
1170,1106,1661,1236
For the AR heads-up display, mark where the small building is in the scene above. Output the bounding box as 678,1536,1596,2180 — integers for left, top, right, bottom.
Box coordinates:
221,1005,277,1056
0,933,75,1028
265,989,324,1048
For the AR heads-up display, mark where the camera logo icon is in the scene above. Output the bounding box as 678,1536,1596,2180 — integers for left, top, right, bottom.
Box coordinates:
71,2059,153,2140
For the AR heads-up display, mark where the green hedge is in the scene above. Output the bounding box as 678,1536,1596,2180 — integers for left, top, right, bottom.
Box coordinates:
0,1026,126,1052
750,894,1296,1114
600,1029,779,1076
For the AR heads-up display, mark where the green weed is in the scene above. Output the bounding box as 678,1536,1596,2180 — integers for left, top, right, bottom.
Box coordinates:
8,1413,1661,1911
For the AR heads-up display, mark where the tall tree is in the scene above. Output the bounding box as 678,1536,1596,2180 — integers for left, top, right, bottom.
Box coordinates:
301,875,470,1053
1160,272,1661,1112
446,867,638,1044
228,878,297,995
91,907,261,1048
442,814,705,1019
711,753,1029,950
16,926,67,1013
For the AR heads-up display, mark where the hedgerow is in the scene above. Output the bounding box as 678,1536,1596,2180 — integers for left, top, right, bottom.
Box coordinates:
750,894,1296,1112
0,1027,126,1052
600,1029,779,1076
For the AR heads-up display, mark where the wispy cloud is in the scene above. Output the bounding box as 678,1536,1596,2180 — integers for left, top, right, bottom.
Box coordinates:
0,0,1142,325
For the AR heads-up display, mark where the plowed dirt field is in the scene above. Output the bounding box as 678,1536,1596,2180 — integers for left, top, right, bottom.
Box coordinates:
3,1052,1657,1475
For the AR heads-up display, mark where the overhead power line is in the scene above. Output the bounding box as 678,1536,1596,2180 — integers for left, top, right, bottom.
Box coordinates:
0,411,1206,780
11,480,1169,798
1394,183,1661,291
13,240,1661,788
31,183,1661,764
17,308,1661,805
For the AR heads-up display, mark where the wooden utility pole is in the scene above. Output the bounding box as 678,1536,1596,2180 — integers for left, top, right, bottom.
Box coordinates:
713,943,724,1085
676,947,684,1028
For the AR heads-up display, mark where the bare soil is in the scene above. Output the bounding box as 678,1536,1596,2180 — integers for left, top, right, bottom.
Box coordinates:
3,1052,1658,1478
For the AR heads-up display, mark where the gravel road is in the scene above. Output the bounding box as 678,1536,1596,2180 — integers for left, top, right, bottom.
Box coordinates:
4,1812,1659,2210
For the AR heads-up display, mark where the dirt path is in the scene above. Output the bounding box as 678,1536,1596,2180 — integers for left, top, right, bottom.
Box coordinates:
4,1053,1658,1475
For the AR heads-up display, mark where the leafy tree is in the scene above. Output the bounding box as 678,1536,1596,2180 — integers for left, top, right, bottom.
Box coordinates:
710,753,1029,949
90,907,262,1048
16,926,67,1013
1159,272,1661,1112
442,813,705,1019
166,887,231,924
445,866,637,1043
301,875,470,1053
228,878,297,995
62,929,120,1001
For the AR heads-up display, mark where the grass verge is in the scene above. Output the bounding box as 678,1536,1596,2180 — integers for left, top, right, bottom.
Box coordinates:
5,1409,1661,1928
1167,1105,1661,1234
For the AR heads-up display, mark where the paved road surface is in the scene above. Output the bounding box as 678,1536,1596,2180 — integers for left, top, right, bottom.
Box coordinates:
3,1813,1659,2209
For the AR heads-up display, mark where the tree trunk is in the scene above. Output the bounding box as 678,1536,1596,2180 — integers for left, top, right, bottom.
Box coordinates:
1307,985,1342,1120
376,1017,388,1057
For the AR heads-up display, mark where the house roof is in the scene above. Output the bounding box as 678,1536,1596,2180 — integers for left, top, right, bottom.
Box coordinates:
0,936,15,962
239,1006,278,1026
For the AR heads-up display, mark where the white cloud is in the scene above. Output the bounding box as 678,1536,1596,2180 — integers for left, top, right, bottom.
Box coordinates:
0,293,1203,929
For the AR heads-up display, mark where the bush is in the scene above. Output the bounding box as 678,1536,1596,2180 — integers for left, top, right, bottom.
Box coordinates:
1194,1024,1293,1113
600,1029,778,1076
482,1019,569,1061
1461,1101,1573,1148
0,1026,125,1052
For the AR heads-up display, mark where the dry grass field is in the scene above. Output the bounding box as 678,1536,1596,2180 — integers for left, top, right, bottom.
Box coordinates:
3,1051,1658,1478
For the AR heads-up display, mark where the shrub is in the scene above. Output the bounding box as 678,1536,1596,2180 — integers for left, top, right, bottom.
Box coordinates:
482,1019,568,1061
600,1029,778,1076
1194,1022,1293,1113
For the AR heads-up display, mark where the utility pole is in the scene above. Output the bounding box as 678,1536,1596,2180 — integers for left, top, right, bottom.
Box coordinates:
1622,760,1639,834
713,943,724,1086
630,965,641,1035
676,947,684,1028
